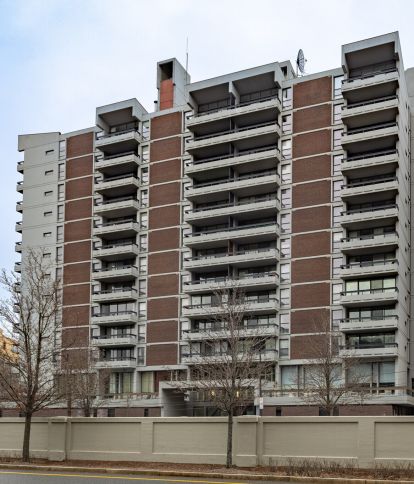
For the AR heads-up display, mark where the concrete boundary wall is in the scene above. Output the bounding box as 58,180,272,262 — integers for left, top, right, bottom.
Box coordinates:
0,417,414,468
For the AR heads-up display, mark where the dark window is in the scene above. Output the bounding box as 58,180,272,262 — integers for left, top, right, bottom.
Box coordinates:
144,408,149,417
276,407,282,416
107,408,115,417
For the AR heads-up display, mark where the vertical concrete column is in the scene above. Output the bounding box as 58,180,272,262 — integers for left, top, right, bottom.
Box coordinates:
256,417,264,466
356,417,376,468
48,417,68,461
140,419,154,459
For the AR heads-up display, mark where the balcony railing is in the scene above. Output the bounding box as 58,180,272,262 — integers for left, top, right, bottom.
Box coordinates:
186,145,280,167
342,95,398,110
341,259,397,270
184,297,278,310
99,356,136,362
93,310,137,318
194,88,279,118
344,121,397,136
187,195,279,214
343,175,397,189
341,287,398,296
340,315,398,324
183,321,278,334
343,64,397,84
94,218,136,229
93,265,137,273
95,151,138,162
96,173,138,184
95,195,137,206
341,232,397,244
342,149,398,164
342,203,397,216
186,220,278,238
93,334,136,341
94,242,138,251
93,288,137,296
340,342,397,350
96,128,140,141
185,271,277,286
182,348,278,358
188,170,278,191
187,121,279,143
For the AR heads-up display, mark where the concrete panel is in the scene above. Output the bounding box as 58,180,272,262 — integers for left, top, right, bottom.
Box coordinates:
375,421,414,459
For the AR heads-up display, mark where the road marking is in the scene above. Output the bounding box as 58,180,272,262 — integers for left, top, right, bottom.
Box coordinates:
0,470,246,483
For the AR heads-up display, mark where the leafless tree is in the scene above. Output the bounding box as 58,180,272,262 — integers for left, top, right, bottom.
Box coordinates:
294,312,369,415
60,348,110,417
176,286,276,467
0,248,65,462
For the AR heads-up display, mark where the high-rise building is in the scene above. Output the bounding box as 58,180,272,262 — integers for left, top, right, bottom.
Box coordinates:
15,31,414,416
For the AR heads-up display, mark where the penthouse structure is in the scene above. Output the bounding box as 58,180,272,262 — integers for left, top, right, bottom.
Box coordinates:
15,32,414,416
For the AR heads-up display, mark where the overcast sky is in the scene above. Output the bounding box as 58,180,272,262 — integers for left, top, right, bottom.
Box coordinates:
0,0,413,273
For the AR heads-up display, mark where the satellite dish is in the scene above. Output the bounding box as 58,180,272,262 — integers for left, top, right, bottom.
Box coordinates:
296,49,306,75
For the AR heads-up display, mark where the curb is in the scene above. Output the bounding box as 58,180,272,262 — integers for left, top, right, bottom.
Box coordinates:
0,463,413,484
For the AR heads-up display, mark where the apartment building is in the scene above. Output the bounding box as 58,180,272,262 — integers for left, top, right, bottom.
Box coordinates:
15,31,414,416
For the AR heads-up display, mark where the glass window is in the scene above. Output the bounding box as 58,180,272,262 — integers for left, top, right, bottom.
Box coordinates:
138,301,146,318
333,104,342,124
282,114,292,133
334,75,344,98
282,88,292,109
58,163,65,180
379,362,395,384
281,238,291,258
332,283,342,303
332,257,342,278
57,205,64,221
333,206,342,226
281,188,291,208
281,164,291,183
280,288,290,307
281,213,291,233
332,154,343,176
333,129,342,149
56,246,63,263
140,190,148,207
332,231,342,252
280,263,290,282
141,372,154,393
281,366,297,388
139,257,147,274
139,279,147,296
57,226,63,243
141,167,149,184
280,313,290,334
59,140,66,159
139,234,147,251
333,180,342,202
142,121,150,140
281,139,292,159
58,184,64,201
141,146,149,163
140,212,148,229
279,339,289,358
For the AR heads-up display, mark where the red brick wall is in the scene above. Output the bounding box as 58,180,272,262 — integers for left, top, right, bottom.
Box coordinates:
159,79,174,110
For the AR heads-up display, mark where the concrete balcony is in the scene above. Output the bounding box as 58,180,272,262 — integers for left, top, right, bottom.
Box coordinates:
339,316,399,333
95,152,140,171
16,181,23,193
16,201,23,213
95,174,139,194
181,348,278,365
182,323,279,341
93,243,139,260
92,266,139,282
184,272,279,294
95,129,141,149
185,121,280,152
92,288,138,303
17,161,24,173
340,232,398,254
185,146,280,177
94,221,139,238
15,222,22,233
341,150,399,176
340,204,398,227
14,262,21,273
184,222,279,248
94,197,139,217
341,68,398,94
339,343,398,359
15,242,22,253
187,95,281,127
183,298,279,318
91,311,138,326
184,248,279,271
341,95,399,120
91,334,137,347
340,288,398,307
341,122,398,147
341,177,398,200
185,171,280,200
340,259,398,279
95,357,137,369
185,198,280,224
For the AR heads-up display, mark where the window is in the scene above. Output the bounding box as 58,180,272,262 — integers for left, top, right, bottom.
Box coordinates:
332,205,342,226
281,366,298,389
281,213,291,233
332,283,342,303
45,169,53,176
282,114,292,133
55,267,63,279
280,263,290,282
333,180,342,202
139,257,147,274
44,190,53,197
57,226,63,243
332,154,343,176
109,372,133,395
58,184,64,201
281,139,292,159
280,313,290,334
140,212,148,229
281,164,291,183
282,88,292,109
59,140,66,159
344,277,396,294
281,238,291,258
333,129,342,149
141,146,149,163
139,234,147,251
138,325,146,343
333,104,342,124
58,163,65,180
332,257,342,278
138,301,147,318
44,211,52,217
281,188,291,209
280,288,290,307
334,75,344,98
141,372,154,393
332,309,343,331
140,190,148,207
142,121,150,140
141,167,149,184
43,232,52,238
56,246,63,263
279,339,289,358
138,279,147,296
332,231,342,252
57,205,64,221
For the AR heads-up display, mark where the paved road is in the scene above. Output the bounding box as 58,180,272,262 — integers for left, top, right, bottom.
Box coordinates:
0,471,291,484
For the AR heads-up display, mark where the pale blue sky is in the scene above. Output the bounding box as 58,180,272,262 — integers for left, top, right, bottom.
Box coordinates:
0,0,413,272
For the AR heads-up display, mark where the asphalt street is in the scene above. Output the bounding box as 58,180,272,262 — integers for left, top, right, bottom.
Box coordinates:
0,472,291,484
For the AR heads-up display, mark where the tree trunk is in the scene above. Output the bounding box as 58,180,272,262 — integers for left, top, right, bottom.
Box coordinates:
226,411,233,468
22,412,32,462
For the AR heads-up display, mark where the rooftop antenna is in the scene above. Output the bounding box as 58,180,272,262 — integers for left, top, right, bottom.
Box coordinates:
185,37,189,84
296,49,307,76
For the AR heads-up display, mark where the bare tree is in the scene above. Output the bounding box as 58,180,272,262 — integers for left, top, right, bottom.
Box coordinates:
294,313,368,415
176,286,275,467
0,248,64,462
60,348,110,417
